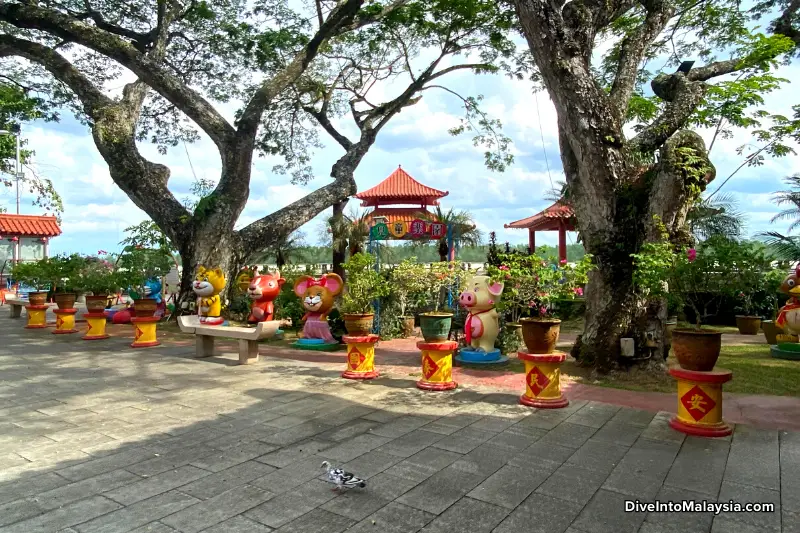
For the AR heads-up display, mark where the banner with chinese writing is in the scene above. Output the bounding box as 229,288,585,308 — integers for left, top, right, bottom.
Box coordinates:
369,222,390,240
388,221,407,238
407,219,428,238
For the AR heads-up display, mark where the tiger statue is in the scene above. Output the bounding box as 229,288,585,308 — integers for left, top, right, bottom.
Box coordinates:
193,266,226,325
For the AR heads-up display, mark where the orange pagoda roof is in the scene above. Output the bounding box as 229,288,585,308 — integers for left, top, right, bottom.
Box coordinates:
504,201,575,232
355,166,448,207
0,214,61,237
364,207,439,225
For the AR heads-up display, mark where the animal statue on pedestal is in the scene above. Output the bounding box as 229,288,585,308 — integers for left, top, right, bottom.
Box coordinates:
293,273,342,344
193,266,225,325
247,271,285,323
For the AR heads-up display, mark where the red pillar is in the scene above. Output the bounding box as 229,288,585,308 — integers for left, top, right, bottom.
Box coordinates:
558,222,567,263
528,228,535,254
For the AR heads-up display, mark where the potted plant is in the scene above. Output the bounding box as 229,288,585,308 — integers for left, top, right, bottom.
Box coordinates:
419,262,460,342
390,258,428,337
78,256,119,313
10,260,50,305
340,252,390,335
116,245,172,317
729,245,772,335
45,254,85,309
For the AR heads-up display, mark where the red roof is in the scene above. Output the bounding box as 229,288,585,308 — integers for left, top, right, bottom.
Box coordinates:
504,201,575,231
0,214,61,237
355,166,448,206
365,207,439,225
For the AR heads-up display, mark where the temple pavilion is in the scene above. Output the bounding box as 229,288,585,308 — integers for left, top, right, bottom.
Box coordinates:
504,201,576,263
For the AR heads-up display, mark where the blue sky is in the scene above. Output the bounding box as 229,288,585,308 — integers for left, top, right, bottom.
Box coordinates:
5,51,800,257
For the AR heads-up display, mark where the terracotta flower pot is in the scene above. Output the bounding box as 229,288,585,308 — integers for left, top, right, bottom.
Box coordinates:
520,317,561,354
762,320,782,345
343,313,374,335
400,316,416,337
86,294,111,313
28,291,48,306
133,298,158,317
672,328,722,371
54,292,77,310
735,315,762,335
419,313,453,342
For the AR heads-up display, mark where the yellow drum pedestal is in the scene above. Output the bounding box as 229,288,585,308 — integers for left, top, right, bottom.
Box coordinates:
416,341,458,391
53,308,78,335
518,351,569,409
669,367,732,437
342,335,380,380
82,312,110,340
131,316,160,348
24,305,48,329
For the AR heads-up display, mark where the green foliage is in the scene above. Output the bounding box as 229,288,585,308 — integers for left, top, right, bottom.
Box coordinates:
115,246,173,292
340,253,391,314
76,256,120,294
11,260,49,290
42,254,86,292
274,264,315,330
423,262,469,313
390,258,428,317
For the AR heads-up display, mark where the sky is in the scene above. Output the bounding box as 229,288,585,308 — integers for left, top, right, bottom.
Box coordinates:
4,28,800,257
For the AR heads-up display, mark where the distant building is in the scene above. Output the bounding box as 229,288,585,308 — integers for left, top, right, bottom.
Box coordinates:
0,214,61,265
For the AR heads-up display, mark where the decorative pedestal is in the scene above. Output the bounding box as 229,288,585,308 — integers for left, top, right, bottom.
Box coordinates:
24,305,48,329
416,341,458,391
131,316,161,348
342,335,380,380
455,348,508,365
518,351,569,409
668,367,732,437
82,312,110,340
53,308,78,334
770,343,800,360
290,338,341,351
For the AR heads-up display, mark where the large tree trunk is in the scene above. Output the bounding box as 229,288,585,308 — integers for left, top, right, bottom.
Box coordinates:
331,199,348,279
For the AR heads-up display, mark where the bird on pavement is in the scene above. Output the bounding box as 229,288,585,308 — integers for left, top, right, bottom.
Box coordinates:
321,460,366,491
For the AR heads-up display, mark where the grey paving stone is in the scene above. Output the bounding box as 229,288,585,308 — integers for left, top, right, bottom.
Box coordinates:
250,456,326,494
104,465,209,505
782,510,799,533
360,410,404,423
612,438,681,479
371,416,435,438
197,515,273,533
724,426,780,491
320,486,391,521
640,486,716,533
639,412,687,444
451,443,519,478
536,422,598,449
565,439,629,475
55,447,157,481
384,447,462,482
181,460,276,500
360,472,421,501
468,416,524,434
318,434,391,463
503,421,549,440
566,403,621,428
589,422,645,447
602,469,665,500
127,523,179,533
570,488,647,533
514,410,572,430
32,469,140,510
468,463,550,509
161,484,273,533
664,437,730,497
419,496,508,532
75,491,200,533
256,440,335,468
431,426,496,454
492,492,584,533
345,502,434,533
375,430,445,458
423,414,483,435
260,420,335,447
126,444,218,478
317,419,379,442
716,480,781,531
396,465,484,515
273,509,354,533
508,440,575,467
340,450,403,480
0,497,44,527
534,464,607,505
244,479,337,529
189,441,278,472
1,495,121,533
608,408,656,427
780,431,800,512
710,516,771,533
486,430,540,452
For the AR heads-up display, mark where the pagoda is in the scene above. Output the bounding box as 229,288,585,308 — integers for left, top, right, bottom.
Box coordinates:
504,201,575,263
355,166,448,229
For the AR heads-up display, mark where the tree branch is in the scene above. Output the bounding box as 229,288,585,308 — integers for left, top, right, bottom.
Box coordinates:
774,0,800,45
303,105,353,150
0,1,236,149
608,0,675,121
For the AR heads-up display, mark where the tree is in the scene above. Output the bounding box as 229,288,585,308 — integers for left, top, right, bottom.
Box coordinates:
419,206,483,261
687,193,744,240
511,0,800,370
0,0,413,304
756,173,800,260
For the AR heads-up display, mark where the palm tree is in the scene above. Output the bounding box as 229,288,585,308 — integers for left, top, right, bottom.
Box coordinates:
769,174,800,232
687,193,744,241
254,231,305,268
418,206,483,261
757,231,800,261
327,208,371,258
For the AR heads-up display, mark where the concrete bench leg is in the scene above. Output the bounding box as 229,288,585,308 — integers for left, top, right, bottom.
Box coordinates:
196,335,215,358
9,305,21,318
239,339,259,365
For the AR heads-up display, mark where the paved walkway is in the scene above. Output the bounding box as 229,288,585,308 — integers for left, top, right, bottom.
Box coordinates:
0,318,798,532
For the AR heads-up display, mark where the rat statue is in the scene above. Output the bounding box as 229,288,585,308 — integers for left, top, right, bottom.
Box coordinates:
293,273,342,344
193,265,226,325
247,271,285,323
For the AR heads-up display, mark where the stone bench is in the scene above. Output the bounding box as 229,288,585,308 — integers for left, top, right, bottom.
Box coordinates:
6,297,54,318
177,316,281,364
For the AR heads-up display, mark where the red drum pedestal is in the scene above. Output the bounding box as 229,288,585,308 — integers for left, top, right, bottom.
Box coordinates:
131,316,160,348
82,312,110,340
53,308,78,335
416,341,458,391
518,351,569,409
342,335,380,380
24,305,48,329
669,367,732,437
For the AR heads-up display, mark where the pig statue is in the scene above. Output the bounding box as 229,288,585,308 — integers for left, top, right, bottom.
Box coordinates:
457,275,506,363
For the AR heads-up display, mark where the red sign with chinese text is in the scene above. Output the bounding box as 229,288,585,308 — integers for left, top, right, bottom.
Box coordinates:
422,353,439,379
680,385,715,421
526,366,550,396
348,346,365,370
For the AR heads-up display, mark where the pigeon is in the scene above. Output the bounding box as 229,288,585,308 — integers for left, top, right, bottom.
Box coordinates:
321,460,366,491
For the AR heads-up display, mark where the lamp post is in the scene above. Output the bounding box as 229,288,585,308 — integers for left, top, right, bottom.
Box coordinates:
0,126,22,214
